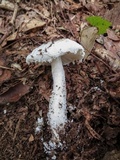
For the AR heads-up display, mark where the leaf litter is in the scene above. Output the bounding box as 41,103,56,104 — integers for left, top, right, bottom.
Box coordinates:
0,0,120,160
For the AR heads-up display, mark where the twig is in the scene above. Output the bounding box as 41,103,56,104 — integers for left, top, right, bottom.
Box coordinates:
10,0,20,25
0,65,14,70
80,108,102,140
0,34,37,53
85,120,102,140
91,52,117,74
13,118,22,141
77,88,93,108
0,24,13,45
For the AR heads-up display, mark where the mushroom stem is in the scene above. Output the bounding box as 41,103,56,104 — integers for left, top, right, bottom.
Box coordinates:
47,57,67,140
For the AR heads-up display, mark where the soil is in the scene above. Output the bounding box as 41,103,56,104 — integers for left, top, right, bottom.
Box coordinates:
0,0,120,160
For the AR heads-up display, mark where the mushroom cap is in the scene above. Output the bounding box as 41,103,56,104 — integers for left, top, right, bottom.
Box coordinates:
26,38,85,65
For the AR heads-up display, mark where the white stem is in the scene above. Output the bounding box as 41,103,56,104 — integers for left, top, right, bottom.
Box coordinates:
47,57,67,140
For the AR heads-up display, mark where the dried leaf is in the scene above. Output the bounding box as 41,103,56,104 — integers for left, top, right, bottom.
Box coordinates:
95,46,120,70
107,29,119,41
6,32,17,41
104,2,120,29
0,18,6,34
103,37,120,54
81,27,98,59
45,26,57,35
109,87,120,98
102,150,120,160
0,83,30,104
11,63,22,71
0,0,14,11
0,57,11,83
29,134,34,142
22,18,46,32
0,56,5,66
0,70,11,83
41,8,50,18
39,80,50,102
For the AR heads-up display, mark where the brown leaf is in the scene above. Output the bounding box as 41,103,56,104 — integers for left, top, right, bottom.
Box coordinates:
85,2,102,13
45,26,57,36
81,27,98,59
95,46,120,70
6,32,18,41
0,0,14,11
0,70,11,83
109,87,120,98
0,57,11,83
0,56,6,67
39,80,50,102
0,83,30,104
107,29,119,41
29,134,34,142
103,37,120,54
104,3,120,29
21,18,46,32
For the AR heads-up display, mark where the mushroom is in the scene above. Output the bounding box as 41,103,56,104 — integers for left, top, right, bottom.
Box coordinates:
26,38,85,147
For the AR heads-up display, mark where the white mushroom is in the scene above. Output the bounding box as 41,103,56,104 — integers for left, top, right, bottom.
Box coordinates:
26,38,85,147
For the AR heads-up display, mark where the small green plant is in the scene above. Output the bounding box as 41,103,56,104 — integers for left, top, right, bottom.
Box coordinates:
86,16,112,35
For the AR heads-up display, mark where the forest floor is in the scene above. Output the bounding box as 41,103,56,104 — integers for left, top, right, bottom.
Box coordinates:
0,0,120,160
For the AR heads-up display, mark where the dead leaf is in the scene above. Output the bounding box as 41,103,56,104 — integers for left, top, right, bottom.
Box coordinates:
6,49,30,56
0,56,5,66
107,29,119,41
103,37,120,54
0,83,30,104
0,0,14,11
104,2,120,29
0,70,11,83
39,80,50,102
0,57,11,83
21,18,46,32
102,150,120,160
1,31,18,47
70,3,82,10
66,0,76,4
109,87,120,98
6,31,18,41
19,3,50,19
81,27,98,59
95,46,120,70
0,69,2,76
40,7,50,18
0,18,6,34
11,63,22,71
85,1,102,13
45,26,57,35
29,134,34,142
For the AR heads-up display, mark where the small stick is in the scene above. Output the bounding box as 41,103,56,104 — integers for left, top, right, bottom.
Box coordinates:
91,52,117,74
0,65,14,70
0,25,13,44
10,0,20,25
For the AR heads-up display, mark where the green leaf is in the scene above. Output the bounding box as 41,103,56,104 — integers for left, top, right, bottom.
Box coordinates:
86,16,112,35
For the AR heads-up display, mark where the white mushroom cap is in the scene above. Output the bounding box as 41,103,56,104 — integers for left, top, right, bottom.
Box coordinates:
26,38,85,65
